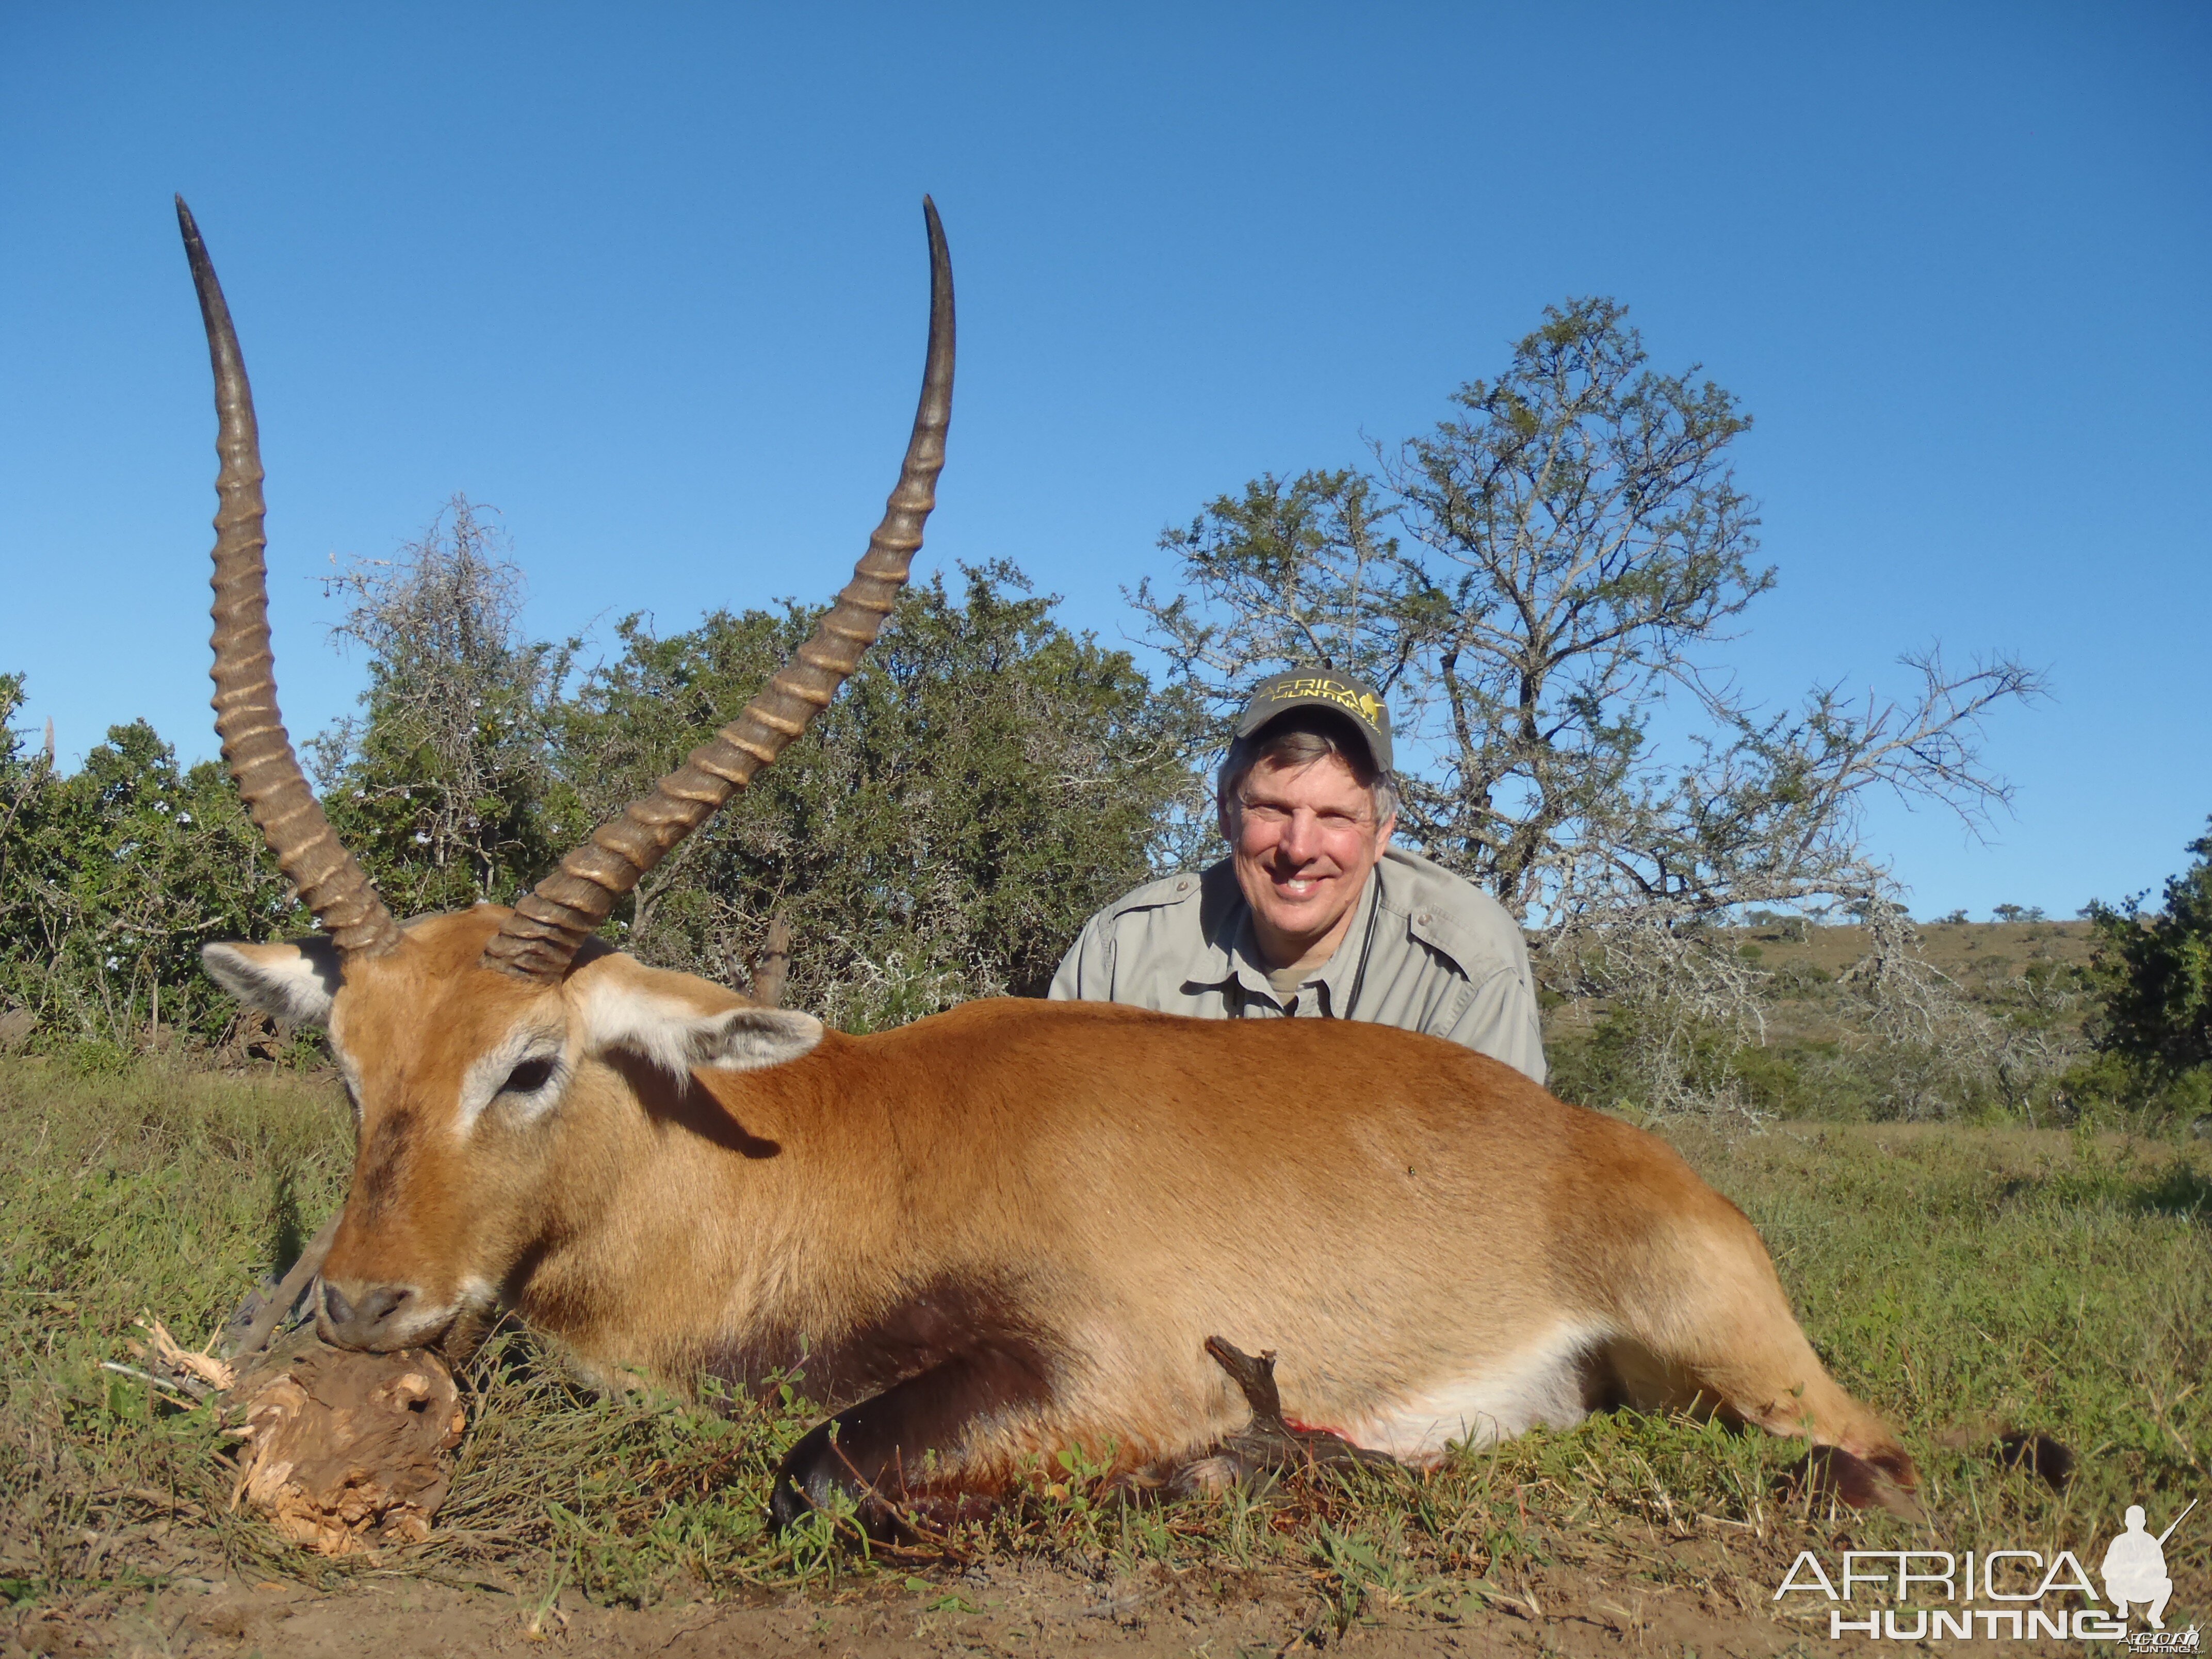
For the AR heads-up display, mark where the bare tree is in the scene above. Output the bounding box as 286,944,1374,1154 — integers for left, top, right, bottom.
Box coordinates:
312,497,571,914
1136,299,2046,1112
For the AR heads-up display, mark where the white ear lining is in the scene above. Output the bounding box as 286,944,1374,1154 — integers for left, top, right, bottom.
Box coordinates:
577,978,823,1077
201,940,341,1025
695,1006,825,1072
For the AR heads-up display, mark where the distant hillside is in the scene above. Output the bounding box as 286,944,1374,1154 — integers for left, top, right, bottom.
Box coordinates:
1738,917,2094,981
1722,918,2094,1047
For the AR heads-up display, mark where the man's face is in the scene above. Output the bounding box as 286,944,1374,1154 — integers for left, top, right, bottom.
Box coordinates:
1226,751,1395,968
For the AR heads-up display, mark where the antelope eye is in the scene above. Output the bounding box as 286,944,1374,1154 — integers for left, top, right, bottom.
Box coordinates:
502,1056,558,1096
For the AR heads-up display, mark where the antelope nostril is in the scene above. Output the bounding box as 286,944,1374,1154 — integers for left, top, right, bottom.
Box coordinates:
322,1281,413,1336
353,1284,411,1328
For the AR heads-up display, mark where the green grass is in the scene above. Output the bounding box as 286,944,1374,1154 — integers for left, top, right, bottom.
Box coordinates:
0,1052,2205,1629
0,1052,347,1598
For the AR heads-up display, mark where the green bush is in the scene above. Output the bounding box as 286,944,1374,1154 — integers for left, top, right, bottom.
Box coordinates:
0,560,1202,1048
544,563,1204,1028
2080,818,2212,1126
0,677,304,1048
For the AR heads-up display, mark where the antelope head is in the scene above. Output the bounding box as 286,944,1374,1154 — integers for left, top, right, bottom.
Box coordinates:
179,198,952,1352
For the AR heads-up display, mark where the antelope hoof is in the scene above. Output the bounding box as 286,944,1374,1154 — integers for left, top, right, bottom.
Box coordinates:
769,1421,905,1542
1777,1445,1926,1520
1168,1446,1291,1498
1180,1335,1398,1494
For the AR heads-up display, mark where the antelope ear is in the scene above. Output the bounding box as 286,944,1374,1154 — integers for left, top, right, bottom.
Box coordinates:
202,939,341,1025
573,953,825,1076
683,1006,825,1072
598,1002,824,1076
576,978,823,1078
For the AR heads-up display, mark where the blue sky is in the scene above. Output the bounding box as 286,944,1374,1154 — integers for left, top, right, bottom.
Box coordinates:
3,5,2205,919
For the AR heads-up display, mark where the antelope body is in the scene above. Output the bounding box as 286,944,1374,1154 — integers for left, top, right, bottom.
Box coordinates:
176,197,1917,1525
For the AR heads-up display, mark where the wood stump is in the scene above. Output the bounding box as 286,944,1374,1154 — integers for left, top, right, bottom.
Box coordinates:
221,1329,464,1555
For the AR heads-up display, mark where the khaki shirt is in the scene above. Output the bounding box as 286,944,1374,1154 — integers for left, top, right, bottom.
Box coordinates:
1047,847,1547,1084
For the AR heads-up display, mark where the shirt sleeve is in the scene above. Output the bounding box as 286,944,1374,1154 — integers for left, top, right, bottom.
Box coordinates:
1046,914,1108,1001
1441,962,1548,1086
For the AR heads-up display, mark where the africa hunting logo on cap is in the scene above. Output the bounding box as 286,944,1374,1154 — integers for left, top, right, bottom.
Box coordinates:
1234,667,1394,773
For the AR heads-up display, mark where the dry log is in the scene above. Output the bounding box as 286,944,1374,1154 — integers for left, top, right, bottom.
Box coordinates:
752,915,792,1010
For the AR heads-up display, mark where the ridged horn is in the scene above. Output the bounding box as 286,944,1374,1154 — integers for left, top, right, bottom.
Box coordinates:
177,198,403,958
481,197,956,982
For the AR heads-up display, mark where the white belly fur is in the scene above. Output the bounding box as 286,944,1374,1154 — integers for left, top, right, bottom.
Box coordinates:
1335,1321,1608,1462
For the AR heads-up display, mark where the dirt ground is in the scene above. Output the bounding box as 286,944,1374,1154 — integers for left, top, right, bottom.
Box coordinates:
5,1544,1871,1659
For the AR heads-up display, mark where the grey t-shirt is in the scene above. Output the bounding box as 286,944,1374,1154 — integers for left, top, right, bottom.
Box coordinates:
1046,846,1547,1085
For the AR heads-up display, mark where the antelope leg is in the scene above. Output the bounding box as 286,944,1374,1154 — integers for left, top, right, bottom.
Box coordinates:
221,1211,341,1360
1171,1335,1398,1495
769,1351,1035,1541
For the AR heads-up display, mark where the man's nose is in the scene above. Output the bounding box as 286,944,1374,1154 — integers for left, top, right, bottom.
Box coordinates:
1276,808,1326,863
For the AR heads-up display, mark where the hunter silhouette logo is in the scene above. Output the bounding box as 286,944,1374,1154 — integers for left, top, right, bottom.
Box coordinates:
2105,1500,2195,1636
1772,1495,2199,1643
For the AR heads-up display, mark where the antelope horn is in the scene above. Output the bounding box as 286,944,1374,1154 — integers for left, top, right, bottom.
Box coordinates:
178,198,403,958
482,198,956,983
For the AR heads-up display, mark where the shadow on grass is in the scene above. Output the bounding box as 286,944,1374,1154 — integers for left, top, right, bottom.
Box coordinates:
267,1167,308,1277
2129,1161,2212,1221
1989,1153,2211,1224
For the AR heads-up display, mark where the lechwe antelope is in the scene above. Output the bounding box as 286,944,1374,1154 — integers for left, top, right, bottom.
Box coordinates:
177,196,1918,1532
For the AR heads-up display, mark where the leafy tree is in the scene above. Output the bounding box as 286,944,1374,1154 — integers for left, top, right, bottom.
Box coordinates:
1140,299,2040,942
2084,820,2212,1090
556,563,1203,1028
1136,297,2045,1112
0,556,1199,1047
0,676,302,1046
0,674,57,1017
312,496,571,915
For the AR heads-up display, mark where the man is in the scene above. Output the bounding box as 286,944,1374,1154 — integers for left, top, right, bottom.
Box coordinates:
1049,667,1547,1084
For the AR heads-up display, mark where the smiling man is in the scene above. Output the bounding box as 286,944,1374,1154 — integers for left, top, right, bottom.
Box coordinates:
1048,668,1547,1083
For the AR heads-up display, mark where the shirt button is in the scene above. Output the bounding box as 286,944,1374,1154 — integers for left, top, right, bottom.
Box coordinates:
1417,912,1432,925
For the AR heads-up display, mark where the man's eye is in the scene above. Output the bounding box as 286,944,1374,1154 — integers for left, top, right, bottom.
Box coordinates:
502,1057,557,1096
1245,805,1290,824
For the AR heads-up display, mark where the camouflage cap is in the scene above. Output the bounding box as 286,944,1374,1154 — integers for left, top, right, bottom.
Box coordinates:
1232,666,1393,774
